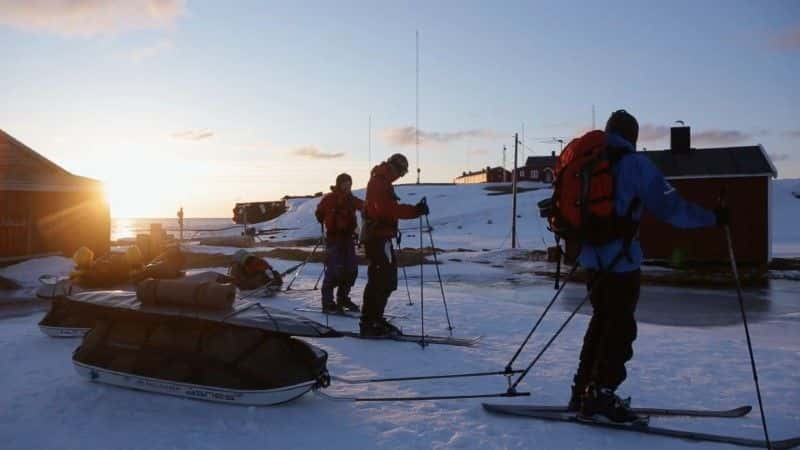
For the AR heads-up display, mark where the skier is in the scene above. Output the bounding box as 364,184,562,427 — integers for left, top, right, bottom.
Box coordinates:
360,154,428,337
315,173,364,314
567,110,729,423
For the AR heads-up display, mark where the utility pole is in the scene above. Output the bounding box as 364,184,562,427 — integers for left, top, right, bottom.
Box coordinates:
512,133,519,249
502,145,507,171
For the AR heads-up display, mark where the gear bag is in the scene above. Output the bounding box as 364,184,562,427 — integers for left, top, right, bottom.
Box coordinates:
538,130,635,245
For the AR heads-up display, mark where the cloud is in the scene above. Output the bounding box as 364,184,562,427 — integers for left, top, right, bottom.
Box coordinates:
172,129,214,141
770,26,800,51
382,126,500,147
782,130,800,139
769,153,791,162
692,129,750,146
0,0,185,37
638,124,671,142
637,123,751,146
468,148,490,156
129,38,174,61
291,146,345,159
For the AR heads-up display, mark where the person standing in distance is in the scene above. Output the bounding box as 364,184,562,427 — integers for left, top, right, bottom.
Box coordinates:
360,154,428,337
315,173,364,314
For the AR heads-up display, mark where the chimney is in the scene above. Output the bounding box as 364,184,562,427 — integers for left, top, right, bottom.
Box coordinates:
671,124,691,153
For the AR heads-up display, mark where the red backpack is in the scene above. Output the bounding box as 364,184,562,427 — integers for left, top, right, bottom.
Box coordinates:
540,130,635,245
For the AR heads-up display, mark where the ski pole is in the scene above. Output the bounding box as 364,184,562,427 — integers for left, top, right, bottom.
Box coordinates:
424,211,453,333
313,224,327,291
724,222,771,449
419,199,426,348
285,233,323,291
509,251,625,393
504,263,579,373
397,234,414,306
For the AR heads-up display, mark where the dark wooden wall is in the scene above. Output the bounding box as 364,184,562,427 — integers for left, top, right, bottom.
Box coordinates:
638,176,769,265
0,190,110,258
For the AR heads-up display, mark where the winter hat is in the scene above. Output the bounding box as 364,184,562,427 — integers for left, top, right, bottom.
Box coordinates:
605,109,639,146
233,249,253,266
336,173,352,186
387,153,409,176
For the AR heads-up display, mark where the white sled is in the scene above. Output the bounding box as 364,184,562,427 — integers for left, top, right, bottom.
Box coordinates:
73,360,318,406
38,325,89,338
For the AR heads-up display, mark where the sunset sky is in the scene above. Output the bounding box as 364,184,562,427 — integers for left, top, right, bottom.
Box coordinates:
1,0,798,218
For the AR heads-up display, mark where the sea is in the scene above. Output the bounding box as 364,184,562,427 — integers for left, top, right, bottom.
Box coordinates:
111,218,240,242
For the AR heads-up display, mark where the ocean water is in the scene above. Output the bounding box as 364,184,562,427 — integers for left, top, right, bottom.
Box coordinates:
111,218,241,241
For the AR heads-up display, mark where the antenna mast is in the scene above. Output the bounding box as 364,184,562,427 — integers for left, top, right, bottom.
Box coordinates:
415,30,420,184
592,104,596,129
368,115,372,169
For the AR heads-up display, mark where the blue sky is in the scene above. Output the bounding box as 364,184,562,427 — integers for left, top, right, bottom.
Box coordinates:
1,0,798,217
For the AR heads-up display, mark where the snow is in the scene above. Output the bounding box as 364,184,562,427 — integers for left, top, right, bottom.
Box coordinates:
1,179,799,449
256,178,800,256
2,254,800,449
257,182,555,251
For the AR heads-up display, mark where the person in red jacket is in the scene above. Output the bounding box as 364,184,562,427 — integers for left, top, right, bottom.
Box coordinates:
315,173,364,313
360,154,428,337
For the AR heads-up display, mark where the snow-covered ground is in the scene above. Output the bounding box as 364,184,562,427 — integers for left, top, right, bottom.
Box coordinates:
259,178,800,256
1,178,799,449
1,255,799,450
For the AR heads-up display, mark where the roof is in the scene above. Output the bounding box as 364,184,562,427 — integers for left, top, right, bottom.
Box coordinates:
641,146,778,179
0,129,102,192
455,166,510,179
525,155,557,168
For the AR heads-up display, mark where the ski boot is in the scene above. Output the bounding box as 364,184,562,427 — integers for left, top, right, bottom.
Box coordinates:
322,301,345,315
567,384,584,412
378,318,401,336
579,386,648,425
337,297,360,312
359,319,400,338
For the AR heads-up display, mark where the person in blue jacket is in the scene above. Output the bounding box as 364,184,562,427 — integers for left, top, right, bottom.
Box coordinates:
569,110,729,424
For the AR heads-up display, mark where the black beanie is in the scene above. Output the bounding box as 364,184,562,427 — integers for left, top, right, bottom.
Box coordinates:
336,173,352,186
605,109,639,146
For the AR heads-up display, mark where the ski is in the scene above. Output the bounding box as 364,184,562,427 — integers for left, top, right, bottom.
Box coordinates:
338,331,481,347
482,403,752,418
482,404,800,449
294,307,407,320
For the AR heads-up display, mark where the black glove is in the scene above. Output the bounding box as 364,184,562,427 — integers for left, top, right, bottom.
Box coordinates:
714,205,730,227
415,200,430,216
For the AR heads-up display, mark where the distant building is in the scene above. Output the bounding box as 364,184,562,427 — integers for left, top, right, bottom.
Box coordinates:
637,125,777,266
454,166,511,184
517,153,557,183
0,130,109,260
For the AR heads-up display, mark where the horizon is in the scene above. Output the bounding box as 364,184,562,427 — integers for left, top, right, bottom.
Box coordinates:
2,1,798,217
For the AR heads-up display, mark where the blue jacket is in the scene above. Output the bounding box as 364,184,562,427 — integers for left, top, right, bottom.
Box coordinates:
578,132,716,272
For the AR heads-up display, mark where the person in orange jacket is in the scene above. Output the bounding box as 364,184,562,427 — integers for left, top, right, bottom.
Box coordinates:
315,173,364,313
360,154,428,337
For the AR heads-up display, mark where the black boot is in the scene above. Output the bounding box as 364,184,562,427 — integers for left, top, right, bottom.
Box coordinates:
378,318,401,336
567,384,584,412
359,319,400,337
337,297,360,312
579,386,646,425
322,300,344,315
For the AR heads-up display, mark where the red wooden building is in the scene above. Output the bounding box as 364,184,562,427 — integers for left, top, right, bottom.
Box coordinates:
518,153,557,183
454,166,512,184
0,130,110,261
637,126,777,266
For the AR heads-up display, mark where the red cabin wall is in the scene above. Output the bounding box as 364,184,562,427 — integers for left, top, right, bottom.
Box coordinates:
0,190,110,259
638,176,769,265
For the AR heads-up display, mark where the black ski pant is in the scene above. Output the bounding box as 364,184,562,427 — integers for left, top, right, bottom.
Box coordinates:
321,236,358,305
573,269,640,393
361,238,397,324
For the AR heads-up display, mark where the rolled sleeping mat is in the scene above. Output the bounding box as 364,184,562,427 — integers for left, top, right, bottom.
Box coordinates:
137,277,236,309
